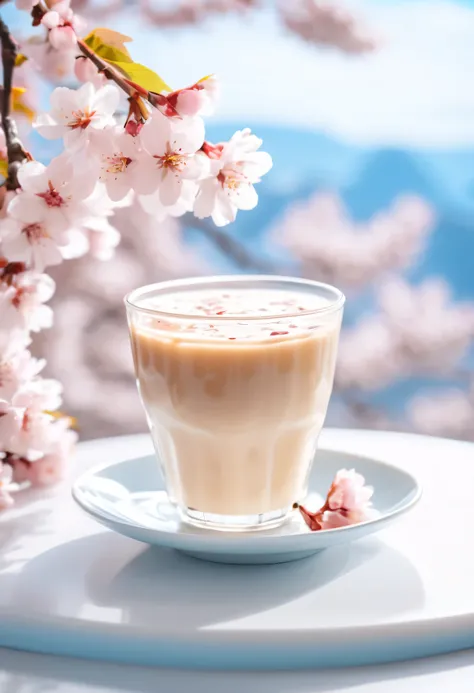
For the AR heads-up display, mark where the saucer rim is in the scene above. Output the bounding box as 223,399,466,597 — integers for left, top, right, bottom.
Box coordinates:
71,448,422,550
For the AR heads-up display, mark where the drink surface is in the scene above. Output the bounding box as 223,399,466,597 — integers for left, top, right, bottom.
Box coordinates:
135,288,332,342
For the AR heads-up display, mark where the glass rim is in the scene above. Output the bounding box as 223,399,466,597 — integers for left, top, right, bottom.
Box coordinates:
124,275,345,322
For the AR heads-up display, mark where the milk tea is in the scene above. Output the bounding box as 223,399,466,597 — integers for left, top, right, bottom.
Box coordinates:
127,286,343,529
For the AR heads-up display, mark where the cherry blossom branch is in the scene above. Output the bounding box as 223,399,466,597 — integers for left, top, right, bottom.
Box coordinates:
75,39,139,102
0,15,29,190
187,215,278,272
32,1,146,113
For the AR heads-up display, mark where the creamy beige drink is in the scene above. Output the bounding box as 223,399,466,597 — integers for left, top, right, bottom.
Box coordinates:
126,277,344,530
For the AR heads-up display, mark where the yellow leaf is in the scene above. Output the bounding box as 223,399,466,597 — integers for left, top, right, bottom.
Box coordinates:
84,27,133,59
82,28,172,94
109,60,171,94
44,410,78,429
11,87,35,123
14,53,28,67
0,159,8,179
83,29,133,64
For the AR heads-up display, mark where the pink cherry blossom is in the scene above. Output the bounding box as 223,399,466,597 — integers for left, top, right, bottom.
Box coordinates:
97,128,155,201
408,389,474,442
139,113,206,205
0,349,45,402
0,461,14,510
295,468,374,532
13,419,76,487
34,83,119,151
13,376,63,412
41,0,84,51
280,0,377,54
0,400,22,452
15,0,39,10
74,56,107,89
8,157,97,235
5,408,62,462
138,179,197,221
322,468,374,527
0,271,55,333
22,37,77,83
273,193,434,291
156,75,218,118
337,278,474,391
0,216,64,271
194,128,272,226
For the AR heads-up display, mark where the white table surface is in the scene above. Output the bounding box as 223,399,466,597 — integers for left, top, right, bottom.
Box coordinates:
1,429,473,691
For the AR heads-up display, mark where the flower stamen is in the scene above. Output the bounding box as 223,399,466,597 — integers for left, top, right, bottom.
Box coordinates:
68,108,96,130
105,155,132,174
37,180,65,208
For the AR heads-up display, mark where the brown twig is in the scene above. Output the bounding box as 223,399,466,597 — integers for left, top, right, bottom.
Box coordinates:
76,39,139,101
0,15,28,190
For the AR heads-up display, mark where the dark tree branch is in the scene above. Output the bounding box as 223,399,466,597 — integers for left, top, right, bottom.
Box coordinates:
0,15,28,190
186,214,278,272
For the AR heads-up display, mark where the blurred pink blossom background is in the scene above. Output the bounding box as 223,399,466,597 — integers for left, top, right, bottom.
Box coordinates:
19,0,474,442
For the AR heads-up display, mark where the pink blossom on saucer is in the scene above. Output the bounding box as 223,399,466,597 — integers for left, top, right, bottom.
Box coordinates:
295,467,374,531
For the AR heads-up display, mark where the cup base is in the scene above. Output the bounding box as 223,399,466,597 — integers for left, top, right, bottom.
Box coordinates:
180,507,290,532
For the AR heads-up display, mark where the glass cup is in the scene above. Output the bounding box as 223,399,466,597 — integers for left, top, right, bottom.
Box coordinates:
125,275,344,531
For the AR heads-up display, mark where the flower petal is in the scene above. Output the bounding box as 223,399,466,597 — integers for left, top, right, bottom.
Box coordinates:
92,84,120,119
236,183,258,211
193,178,218,219
159,172,182,206
17,161,47,194
8,194,47,224
33,113,65,140
140,113,170,155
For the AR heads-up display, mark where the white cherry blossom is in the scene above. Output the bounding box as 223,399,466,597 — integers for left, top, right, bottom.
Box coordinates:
21,37,77,83
13,417,77,487
97,128,155,201
34,83,119,151
0,271,55,333
0,216,63,271
13,378,63,413
41,0,83,51
194,128,272,226
0,349,45,402
8,157,98,235
138,179,197,220
5,408,60,462
0,400,22,452
139,113,206,206
74,56,107,89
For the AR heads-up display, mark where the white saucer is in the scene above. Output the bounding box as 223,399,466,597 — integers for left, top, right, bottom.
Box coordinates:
72,448,421,564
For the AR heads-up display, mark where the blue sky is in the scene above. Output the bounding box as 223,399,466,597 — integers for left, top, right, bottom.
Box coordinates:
108,0,474,149
4,0,472,148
